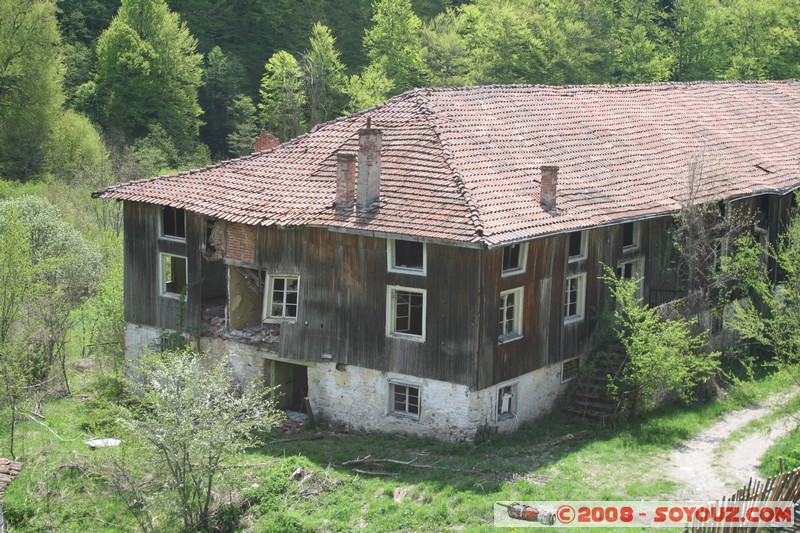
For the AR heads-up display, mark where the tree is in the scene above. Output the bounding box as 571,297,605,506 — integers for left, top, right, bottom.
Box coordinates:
603,266,720,416
199,46,247,158
420,10,473,87
460,0,601,85
0,0,65,180
258,51,306,141
226,94,260,157
302,22,347,128
720,0,800,80
345,62,394,113
98,348,283,531
671,0,728,81
363,0,425,93
722,198,800,371
607,0,673,83
95,0,204,152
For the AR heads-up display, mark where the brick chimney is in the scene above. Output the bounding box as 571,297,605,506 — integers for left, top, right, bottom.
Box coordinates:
335,152,356,208
357,118,382,210
540,165,558,212
254,129,280,152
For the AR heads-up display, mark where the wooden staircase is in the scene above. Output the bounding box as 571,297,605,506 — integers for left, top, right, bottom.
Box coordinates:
562,346,627,424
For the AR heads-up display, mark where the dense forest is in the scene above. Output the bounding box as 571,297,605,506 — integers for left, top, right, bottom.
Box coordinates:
2,0,800,189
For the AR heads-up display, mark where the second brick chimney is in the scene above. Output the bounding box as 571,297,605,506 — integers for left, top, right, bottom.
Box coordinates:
335,152,356,208
540,165,558,212
357,118,382,210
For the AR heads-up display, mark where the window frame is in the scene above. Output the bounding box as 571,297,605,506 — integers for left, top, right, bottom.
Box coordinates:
561,357,581,383
161,206,186,241
622,221,640,251
387,239,427,276
160,253,188,298
616,258,644,297
388,380,421,420
567,231,587,262
263,274,300,323
496,381,518,421
498,287,524,343
563,273,587,324
386,286,427,342
501,242,528,277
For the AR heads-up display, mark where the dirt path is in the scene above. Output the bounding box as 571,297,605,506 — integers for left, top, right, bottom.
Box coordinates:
666,397,797,500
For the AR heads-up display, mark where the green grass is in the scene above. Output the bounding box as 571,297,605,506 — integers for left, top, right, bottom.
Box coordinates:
2,362,797,532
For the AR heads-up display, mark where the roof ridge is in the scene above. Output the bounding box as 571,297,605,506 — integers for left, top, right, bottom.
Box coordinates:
413,88,486,242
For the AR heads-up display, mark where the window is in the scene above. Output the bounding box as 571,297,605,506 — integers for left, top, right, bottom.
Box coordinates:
622,222,639,250
162,206,186,239
561,357,580,382
616,260,643,296
564,273,586,323
387,286,426,341
391,383,420,418
264,275,300,321
501,243,528,276
497,383,517,420
161,253,187,297
388,239,426,275
568,231,586,262
499,287,524,342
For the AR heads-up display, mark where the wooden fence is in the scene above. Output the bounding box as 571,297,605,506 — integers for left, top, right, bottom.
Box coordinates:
688,466,800,532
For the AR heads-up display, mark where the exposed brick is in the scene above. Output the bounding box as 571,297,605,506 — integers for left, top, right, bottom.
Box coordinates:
225,223,256,264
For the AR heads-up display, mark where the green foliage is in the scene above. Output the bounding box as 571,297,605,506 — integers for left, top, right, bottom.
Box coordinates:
99,348,284,531
95,0,204,152
461,0,602,85
364,0,425,92
48,109,109,183
722,201,800,368
200,46,248,158
420,10,473,87
602,266,721,415
345,62,394,113
258,51,307,141
608,0,673,82
0,0,65,180
226,94,260,157
303,22,348,127
671,0,728,81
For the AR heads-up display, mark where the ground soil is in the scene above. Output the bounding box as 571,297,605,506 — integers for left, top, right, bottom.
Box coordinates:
666,396,797,500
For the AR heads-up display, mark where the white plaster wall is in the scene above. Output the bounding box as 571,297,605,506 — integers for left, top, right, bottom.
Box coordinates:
308,363,476,441
308,361,568,441
472,362,569,434
126,323,569,441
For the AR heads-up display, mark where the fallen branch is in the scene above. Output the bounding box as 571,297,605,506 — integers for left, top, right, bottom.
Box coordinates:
343,455,433,469
529,430,591,450
265,432,325,445
352,468,398,477
26,414,87,442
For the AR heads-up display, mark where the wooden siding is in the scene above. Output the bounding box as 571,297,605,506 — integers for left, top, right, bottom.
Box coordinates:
255,227,483,387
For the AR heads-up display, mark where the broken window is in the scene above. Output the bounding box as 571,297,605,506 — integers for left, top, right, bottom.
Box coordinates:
617,259,644,297
264,275,299,320
501,242,527,276
564,273,586,323
622,222,639,249
161,254,187,296
391,383,420,417
499,287,524,342
568,231,586,261
387,286,426,340
497,384,516,419
388,239,426,274
162,206,186,239
204,219,223,259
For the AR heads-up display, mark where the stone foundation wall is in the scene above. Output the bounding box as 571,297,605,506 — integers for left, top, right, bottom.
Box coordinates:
125,323,569,441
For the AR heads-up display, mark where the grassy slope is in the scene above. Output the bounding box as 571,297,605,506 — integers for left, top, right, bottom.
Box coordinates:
2,366,794,532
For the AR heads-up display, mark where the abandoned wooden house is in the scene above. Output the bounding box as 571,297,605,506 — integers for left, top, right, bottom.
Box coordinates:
95,80,800,440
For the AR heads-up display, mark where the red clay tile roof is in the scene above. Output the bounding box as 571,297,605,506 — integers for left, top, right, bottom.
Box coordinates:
95,80,800,247
0,458,22,505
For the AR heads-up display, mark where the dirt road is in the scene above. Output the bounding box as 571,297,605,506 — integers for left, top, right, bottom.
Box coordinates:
666,398,797,500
